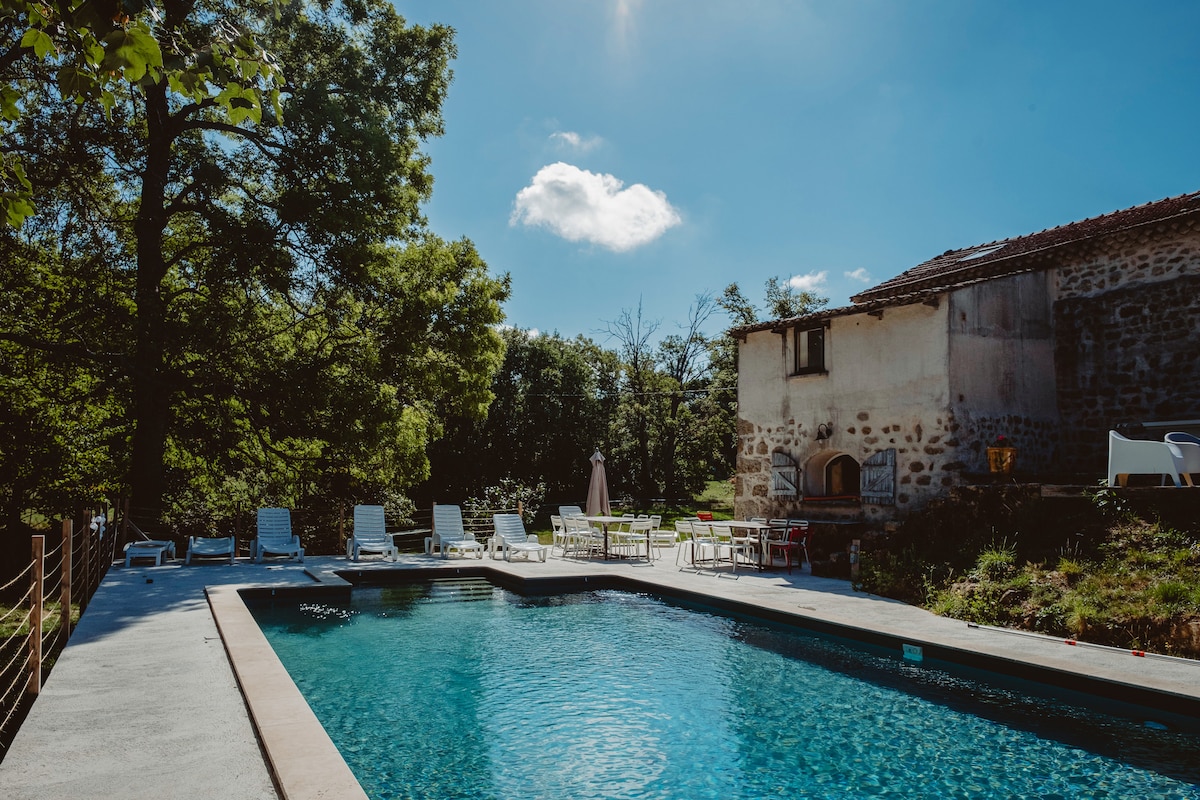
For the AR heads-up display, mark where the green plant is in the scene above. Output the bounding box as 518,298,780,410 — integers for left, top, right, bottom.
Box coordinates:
1056,556,1085,585
1150,580,1192,609
464,479,545,526
1086,484,1135,521
974,543,1017,581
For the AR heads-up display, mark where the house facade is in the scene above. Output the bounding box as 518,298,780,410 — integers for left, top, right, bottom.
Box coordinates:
733,192,1200,522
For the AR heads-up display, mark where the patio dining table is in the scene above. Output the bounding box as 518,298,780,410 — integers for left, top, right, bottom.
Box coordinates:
584,515,640,560
724,519,787,570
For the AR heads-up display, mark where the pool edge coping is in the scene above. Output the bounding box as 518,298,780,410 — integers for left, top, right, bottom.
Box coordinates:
207,579,368,800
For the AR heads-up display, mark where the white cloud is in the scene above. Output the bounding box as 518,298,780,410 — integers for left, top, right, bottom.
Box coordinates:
511,162,681,252
845,267,872,283
549,131,603,153
788,271,828,292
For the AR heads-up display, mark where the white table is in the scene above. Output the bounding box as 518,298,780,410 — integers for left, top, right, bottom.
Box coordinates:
584,515,639,559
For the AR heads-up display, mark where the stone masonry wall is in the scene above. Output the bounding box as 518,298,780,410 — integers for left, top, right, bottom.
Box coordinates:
737,409,963,522
1054,271,1200,473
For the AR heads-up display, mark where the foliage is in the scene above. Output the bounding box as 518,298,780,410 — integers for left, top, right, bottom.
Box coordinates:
463,478,545,527
424,329,615,503
1085,483,1137,522
1,0,284,226
1,1,510,538
866,489,1200,657
973,542,1017,581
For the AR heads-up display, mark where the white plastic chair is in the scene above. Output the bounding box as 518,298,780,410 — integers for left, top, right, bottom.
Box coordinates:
433,503,484,558
123,520,176,567
348,505,398,562
1106,430,1186,487
186,536,236,565
491,514,549,562
251,507,304,562
1164,432,1200,485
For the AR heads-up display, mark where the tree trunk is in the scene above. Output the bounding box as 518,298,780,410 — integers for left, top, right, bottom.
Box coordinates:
127,81,174,521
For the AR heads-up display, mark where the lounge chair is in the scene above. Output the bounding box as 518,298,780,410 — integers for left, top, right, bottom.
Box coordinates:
1106,430,1186,487
348,505,399,562
123,520,177,567
491,514,550,562
185,535,236,565
251,507,304,562
432,503,485,558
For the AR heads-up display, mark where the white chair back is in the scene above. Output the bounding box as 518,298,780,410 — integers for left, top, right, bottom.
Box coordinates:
352,505,389,545
433,503,468,541
256,507,293,546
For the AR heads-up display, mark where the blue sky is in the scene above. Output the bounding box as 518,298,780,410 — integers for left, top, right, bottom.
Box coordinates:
399,1,1200,343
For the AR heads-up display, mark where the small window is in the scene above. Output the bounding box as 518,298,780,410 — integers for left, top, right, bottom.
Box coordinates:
793,326,826,375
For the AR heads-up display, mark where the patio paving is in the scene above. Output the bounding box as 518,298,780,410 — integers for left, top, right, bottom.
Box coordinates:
2,547,1199,800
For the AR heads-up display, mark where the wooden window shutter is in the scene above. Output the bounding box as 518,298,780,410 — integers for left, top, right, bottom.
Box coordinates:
860,448,896,505
769,451,799,498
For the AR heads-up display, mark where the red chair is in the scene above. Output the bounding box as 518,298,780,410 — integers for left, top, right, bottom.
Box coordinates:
696,511,714,522
766,520,810,573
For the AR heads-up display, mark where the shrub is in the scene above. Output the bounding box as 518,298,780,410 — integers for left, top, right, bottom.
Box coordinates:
974,544,1016,581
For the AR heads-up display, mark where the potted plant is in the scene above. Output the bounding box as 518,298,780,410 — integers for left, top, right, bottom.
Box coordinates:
987,435,1017,475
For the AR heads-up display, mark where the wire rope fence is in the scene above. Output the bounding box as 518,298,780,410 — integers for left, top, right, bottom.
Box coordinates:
0,511,114,762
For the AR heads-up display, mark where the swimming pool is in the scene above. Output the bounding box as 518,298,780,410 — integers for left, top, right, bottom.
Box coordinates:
249,578,1200,800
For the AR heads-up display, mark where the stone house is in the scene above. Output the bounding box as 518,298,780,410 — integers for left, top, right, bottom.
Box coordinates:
732,191,1200,522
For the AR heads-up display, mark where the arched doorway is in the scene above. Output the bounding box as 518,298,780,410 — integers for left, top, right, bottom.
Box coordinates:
803,451,861,498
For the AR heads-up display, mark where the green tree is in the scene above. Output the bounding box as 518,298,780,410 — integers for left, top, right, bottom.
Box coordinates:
0,1,508,533
603,301,659,498
1,0,283,226
655,291,718,498
424,329,613,503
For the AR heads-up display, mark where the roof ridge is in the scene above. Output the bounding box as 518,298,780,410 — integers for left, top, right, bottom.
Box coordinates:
852,189,1200,303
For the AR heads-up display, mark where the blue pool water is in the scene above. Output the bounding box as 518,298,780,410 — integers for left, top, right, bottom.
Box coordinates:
249,579,1200,799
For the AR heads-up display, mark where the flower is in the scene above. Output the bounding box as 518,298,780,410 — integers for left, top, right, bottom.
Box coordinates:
994,434,1011,446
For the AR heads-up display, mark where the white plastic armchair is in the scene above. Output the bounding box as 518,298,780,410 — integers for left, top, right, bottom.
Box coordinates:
251,507,304,562
1106,430,1185,487
1164,432,1200,485
491,514,549,562
349,505,398,562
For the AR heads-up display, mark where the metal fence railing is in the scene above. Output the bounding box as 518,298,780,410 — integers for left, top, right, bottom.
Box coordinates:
0,513,115,762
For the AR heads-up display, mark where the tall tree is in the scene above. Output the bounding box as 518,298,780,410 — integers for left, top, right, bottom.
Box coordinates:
423,330,614,503
1,0,282,226
0,1,509,529
655,291,717,498
603,301,659,499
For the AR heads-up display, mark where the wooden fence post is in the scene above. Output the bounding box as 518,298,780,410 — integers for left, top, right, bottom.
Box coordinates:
80,515,91,613
28,535,44,696
338,503,345,551
61,520,73,640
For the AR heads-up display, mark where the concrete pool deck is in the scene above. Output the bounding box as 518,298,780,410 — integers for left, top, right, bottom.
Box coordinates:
3,548,1199,799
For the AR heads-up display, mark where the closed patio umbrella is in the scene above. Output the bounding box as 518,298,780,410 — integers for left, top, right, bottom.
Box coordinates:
585,450,611,516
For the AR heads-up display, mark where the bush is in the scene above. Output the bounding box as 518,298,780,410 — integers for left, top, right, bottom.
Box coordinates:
974,544,1016,581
